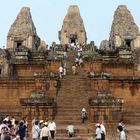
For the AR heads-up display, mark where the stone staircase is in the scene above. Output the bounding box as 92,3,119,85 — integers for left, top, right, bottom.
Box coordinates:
55,52,92,140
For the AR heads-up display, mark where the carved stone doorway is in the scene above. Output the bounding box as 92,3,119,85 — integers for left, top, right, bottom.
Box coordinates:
69,34,77,44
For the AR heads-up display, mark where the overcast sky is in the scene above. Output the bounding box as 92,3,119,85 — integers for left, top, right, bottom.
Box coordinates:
0,0,140,48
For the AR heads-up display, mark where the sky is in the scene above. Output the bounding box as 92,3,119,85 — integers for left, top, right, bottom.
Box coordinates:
0,0,140,48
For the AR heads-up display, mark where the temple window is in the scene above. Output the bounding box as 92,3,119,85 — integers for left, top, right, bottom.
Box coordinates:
16,41,23,48
93,112,99,122
69,34,77,44
125,39,131,47
104,115,109,122
112,111,119,120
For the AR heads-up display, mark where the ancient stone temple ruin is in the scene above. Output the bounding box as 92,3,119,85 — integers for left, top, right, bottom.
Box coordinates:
0,4,140,139
7,7,40,50
59,5,87,45
109,5,139,49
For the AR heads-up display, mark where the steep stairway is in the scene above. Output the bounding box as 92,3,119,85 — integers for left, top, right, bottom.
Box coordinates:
55,52,92,140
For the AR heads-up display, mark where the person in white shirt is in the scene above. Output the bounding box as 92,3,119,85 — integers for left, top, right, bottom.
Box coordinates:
32,121,40,140
48,119,56,140
118,125,126,140
95,123,101,140
100,122,106,140
59,66,63,78
40,122,51,140
66,122,75,138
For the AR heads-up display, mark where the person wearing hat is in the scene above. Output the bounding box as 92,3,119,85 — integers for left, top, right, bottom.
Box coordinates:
81,108,87,123
95,123,101,140
39,120,44,129
40,122,51,140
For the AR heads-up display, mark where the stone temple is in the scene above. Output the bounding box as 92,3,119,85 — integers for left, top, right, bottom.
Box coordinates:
0,5,140,139
59,5,87,45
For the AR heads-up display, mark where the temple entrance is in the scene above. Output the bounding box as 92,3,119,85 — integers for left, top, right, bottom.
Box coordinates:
69,34,77,44
125,39,131,47
16,41,22,48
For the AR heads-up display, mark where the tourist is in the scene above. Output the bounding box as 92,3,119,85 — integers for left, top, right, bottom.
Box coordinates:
95,123,101,140
1,127,11,140
72,64,76,75
63,51,67,60
48,119,56,140
3,115,10,122
18,121,27,140
100,122,106,140
39,120,44,129
79,57,83,67
64,44,68,52
59,66,63,78
32,117,37,126
118,120,126,131
66,122,75,138
40,122,51,140
11,116,15,126
32,120,40,140
81,108,87,123
118,125,126,140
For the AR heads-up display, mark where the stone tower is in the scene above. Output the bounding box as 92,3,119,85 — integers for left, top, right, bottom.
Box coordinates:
7,7,40,50
59,5,87,45
109,5,139,48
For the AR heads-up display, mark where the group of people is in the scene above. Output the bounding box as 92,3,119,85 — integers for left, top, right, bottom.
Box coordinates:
0,115,28,140
95,122,106,140
66,108,88,138
32,118,56,140
95,120,127,140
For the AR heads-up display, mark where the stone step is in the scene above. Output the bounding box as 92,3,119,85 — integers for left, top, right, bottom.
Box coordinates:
56,112,80,116
55,120,82,124
55,116,81,120
55,137,85,140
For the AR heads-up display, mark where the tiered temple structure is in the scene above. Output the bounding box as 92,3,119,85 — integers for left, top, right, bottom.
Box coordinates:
7,7,40,50
59,5,87,45
0,4,140,139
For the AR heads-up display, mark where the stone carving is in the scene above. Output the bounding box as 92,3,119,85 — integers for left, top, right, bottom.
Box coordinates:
109,5,139,48
7,7,40,50
89,90,124,106
59,5,87,45
0,49,10,77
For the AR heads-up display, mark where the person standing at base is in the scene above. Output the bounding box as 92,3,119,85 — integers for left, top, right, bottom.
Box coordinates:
48,119,56,140
118,125,126,140
100,122,106,140
72,64,76,75
32,120,40,140
95,123,101,140
40,122,51,140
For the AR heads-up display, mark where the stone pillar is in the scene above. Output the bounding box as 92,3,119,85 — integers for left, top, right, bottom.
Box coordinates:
28,36,33,49
114,34,121,48
7,37,14,49
132,34,140,49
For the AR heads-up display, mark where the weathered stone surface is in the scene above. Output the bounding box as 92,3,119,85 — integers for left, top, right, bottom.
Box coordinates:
109,5,139,48
38,41,47,51
99,40,110,50
7,7,40,50
59,5,87,45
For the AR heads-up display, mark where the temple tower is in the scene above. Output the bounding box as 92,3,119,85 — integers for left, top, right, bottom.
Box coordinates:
7,7,40,50
109,5,139,48
59,5,87,45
